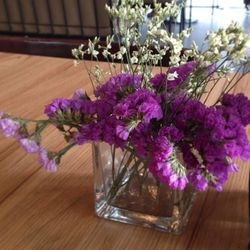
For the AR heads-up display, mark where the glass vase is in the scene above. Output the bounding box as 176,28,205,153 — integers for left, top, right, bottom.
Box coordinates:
92,142,196,234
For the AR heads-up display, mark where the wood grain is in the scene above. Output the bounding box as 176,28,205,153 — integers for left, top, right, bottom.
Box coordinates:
0,52,249,250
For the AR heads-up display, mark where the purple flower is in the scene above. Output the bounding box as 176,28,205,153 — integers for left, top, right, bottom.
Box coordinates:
188,170,208,191
150,61,195,92
177,176,188,190
114,89,163,124
159,125,184,143
147,134,189,190
241,144,250,161
74,121,103,144
150,73,166,89
149,160,172,177
148,136,173,179
39,149,58,172
181,145,200,169
0,118,20,137
168,174,188,190
138,99,162,123
168,174,179,188
116,124,130,140
94,73,141,103
44,98,71,117
94,99,113,118
102,116,125,148
19,138,40,153
44,98,96,122
76,99,96,114
162,94,250,190
130,123,152,158
221,93,250,126
149,158,188,190
73,89,87,99
151,136,173,162
167,61,196,90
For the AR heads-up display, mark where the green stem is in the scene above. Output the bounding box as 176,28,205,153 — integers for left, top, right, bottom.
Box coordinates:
111,145,116,182
203,77,222,104
122,158,143,192
107,151,134,202
57,143,76,158
117,149,129,177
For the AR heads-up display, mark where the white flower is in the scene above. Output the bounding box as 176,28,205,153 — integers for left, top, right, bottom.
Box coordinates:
120,46,126,54
167,72,179,81
116,52,123,60
131,56,138,64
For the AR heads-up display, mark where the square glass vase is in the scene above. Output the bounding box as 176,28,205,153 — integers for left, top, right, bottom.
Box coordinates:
92,142,196,234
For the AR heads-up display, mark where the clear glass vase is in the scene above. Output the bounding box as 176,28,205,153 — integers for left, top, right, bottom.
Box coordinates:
92,142,196,234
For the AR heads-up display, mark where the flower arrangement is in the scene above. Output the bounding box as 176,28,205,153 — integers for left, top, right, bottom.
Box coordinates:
0,0,250,195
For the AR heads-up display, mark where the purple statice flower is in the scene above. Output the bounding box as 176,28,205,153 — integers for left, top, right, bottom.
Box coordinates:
74,120,103,145
148,135,188,190
201,143,225,163
221,93,250,126
94,73,141,104
94,99,114,118
138,100,163,123
183,98,207,122
203,107,223,129
150,61,195,92
75,116,125,148
113,101,131,117
39,148,58,172
223,140,242,159
44,98,96,120
207,160,230,191
19,138,40,153
159,125,184,143
71,99,96,114
181,148,207,191
149,159,188,190
116,124,130,140
215,100,250,161
241,144,250,160
0,118,20,137
168,95,225,137
151,136,173,162
102,116,125,148
181,145,200,170
165,94,250,191
73,88,87,99
168,174,188,190
149,160,171,179
167,61,196,90
130,123,153,158
44,98,71,117
150,73,166,89
114,89,163,124
235,127,250,160
188,170,208,191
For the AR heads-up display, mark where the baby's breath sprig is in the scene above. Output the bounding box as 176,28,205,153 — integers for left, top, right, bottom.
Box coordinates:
72,0,249,103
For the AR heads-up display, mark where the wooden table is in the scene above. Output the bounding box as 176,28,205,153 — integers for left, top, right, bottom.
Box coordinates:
0,52,249,250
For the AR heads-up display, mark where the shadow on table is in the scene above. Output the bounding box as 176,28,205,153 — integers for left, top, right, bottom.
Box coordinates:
185,189,249,250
